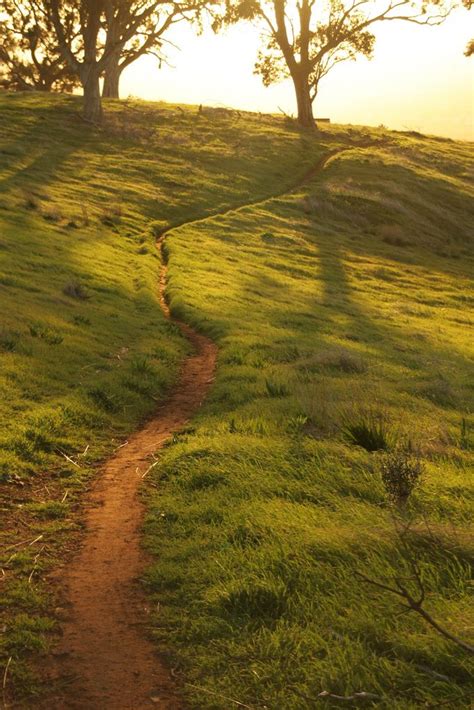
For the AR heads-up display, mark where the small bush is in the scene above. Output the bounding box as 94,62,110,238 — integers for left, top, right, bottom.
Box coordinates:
63,280,89,300
341,409,393,451
380,447,424,506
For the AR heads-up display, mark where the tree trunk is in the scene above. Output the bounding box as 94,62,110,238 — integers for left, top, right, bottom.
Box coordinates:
293,73,316,130
102,57,122,99
82,68,103,123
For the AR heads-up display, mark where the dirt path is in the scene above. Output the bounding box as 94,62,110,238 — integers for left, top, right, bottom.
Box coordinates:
43,236,216,709
40,146,360,709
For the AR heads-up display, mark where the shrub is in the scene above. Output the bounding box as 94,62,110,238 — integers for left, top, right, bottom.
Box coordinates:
380,447,424,506
341,409,393,451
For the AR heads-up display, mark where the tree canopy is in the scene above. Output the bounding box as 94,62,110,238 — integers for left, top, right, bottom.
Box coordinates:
0,0,79,91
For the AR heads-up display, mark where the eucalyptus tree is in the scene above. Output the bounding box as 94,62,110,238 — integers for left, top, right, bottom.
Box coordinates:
217,0,454,129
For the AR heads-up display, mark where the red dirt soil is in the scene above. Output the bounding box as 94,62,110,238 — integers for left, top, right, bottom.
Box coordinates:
40,240,217,709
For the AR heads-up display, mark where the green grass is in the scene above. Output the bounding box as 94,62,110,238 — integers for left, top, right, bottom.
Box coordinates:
143,134,474,707
1,93,473,707
0,92,329,699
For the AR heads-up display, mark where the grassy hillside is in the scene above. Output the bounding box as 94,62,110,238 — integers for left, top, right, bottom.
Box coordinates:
0,92,327,698
145,134,474,707
0,93,473,707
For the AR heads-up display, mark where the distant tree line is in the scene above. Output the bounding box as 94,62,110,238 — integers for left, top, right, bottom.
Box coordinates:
0,0,470,128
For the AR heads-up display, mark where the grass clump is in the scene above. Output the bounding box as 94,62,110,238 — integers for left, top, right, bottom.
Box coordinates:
217,580,288,623
29,322,63,345
340,408,394,451
265,379,289,397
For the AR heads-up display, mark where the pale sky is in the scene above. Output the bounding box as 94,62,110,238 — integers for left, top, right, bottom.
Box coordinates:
122,9,474,141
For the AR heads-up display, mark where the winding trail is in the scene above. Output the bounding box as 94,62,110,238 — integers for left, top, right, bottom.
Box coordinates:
42,146,361,709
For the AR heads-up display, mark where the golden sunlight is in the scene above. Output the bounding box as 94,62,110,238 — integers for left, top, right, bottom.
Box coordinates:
123,10,473,140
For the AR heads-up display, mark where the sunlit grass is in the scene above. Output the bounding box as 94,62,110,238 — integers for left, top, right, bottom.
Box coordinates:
0,92,329,698
144,134,474,708
0,92,472,706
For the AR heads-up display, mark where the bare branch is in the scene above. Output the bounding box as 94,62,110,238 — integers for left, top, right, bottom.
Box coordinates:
356,571,474,654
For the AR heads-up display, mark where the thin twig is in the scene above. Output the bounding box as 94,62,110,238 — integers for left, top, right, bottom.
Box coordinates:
141,461,160,479
5,534,43,552
56,449,80,468
114,440,129,451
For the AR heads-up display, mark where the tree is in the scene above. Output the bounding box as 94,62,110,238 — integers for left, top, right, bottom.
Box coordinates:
101,2,179,99
47,0,109,122
47,1,172,121
46,1,204,120
217,0,453,130
0,0,79,91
